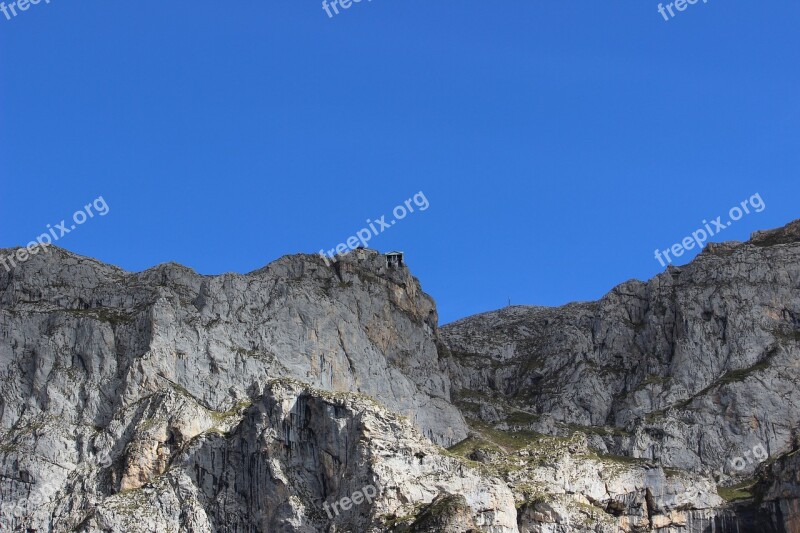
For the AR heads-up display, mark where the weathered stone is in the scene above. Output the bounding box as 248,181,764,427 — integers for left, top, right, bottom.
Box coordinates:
2,220,800,531
441,220,800,530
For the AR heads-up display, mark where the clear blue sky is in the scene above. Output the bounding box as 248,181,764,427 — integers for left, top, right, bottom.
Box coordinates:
1,1,798,324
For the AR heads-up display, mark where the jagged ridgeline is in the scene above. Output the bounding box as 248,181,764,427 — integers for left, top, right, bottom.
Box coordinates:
1,222,799,532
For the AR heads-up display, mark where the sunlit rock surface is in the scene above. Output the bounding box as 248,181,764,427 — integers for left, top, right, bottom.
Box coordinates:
1,220,799,531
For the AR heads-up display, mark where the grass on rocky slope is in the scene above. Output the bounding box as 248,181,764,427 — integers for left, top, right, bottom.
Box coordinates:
462,419,560,453
717,480,756,502
447,435,504,457
646,352,777,423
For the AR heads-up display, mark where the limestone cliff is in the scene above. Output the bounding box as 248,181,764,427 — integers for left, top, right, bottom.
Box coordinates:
441,219,800,531
1,221,799,532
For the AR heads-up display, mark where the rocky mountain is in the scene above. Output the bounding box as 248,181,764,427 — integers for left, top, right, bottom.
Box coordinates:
440,219,800,531
1,220,799,532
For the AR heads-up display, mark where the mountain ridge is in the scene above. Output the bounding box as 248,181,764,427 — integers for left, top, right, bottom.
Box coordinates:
1,219,799,531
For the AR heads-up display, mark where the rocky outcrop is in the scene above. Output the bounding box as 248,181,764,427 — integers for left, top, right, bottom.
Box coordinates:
0,247,472,531
0,245,465,444
728,441,800,533
441,219,800,530
2,219,800,531
66,380,517,532
441,222,800,473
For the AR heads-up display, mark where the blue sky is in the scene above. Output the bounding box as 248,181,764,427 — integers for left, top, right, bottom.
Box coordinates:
1,1,798,324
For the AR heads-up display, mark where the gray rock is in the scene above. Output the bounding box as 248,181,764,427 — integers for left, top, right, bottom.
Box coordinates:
3,219,800,531
442,221,800,474
441,219,800,530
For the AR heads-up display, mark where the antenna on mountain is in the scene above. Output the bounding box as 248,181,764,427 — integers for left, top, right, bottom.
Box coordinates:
507,297,511,307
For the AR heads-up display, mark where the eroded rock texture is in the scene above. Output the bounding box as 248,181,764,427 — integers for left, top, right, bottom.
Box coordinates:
441,220,800,531
1,221,799,532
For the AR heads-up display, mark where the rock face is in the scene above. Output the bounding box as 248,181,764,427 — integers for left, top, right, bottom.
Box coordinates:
71,380,517,532
0,247,473,531
443,222,800,472
1,220,800,532
441,219,800,531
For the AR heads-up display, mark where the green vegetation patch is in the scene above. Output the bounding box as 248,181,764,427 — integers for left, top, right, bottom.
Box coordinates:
447,435,503,458
651,352,776,416
718,359,772,386
632,374,668,393
505,410,541,427
718,480,756,502
467,419,552,452
208,399,253,427
66,307,136,327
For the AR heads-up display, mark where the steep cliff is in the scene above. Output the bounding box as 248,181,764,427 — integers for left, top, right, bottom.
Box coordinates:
441,219,800,531
1,220,799,532
0,247,475,531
